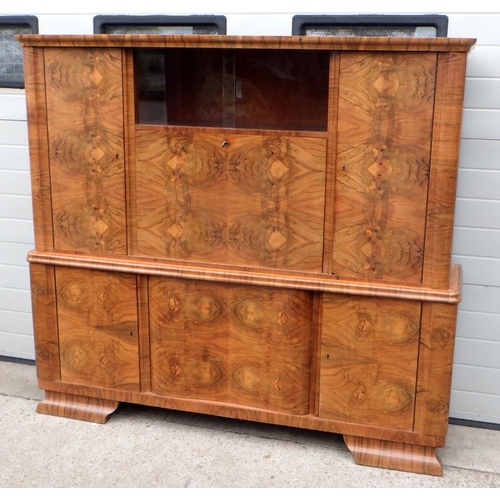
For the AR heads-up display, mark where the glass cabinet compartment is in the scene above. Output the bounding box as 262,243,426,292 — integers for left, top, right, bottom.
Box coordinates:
135,48,330,131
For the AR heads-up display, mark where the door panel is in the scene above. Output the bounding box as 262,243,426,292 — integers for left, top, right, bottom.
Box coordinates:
56,267,140,391
149,277,313,414
319,294,421,430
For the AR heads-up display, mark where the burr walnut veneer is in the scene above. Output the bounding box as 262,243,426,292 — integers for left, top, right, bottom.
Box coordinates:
18,34,475,476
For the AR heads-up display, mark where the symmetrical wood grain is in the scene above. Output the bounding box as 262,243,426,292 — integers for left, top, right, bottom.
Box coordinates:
55,267,140,391
134,128,326,271
332,52,436,283
44,48,126,254
319,295,421,430
20,35,474,477
149,277,313,413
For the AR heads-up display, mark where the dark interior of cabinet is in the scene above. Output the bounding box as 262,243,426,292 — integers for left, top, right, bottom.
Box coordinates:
134,48,330,131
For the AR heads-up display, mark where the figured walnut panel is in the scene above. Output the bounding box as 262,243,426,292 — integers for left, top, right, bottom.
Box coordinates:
135,129,227,261
55,267,140,391
134,129,326,271
332,52,436,283
149,277,313,414
29,264,59,382
423,52,468,289
44,48,126,254
226,135,326,270
319,295,420,430
23,48,53,252
414,301,458,437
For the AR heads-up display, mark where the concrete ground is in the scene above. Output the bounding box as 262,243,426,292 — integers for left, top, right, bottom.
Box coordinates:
1,359,499,488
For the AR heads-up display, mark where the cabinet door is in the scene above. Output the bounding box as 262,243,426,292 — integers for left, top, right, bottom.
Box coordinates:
149,277,313,414
44,48,126,254
319,295,420,431
331,52,436,283
134,129,326,271
56,268,140,391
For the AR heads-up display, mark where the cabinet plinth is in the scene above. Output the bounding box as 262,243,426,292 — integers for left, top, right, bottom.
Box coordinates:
19,34,475,476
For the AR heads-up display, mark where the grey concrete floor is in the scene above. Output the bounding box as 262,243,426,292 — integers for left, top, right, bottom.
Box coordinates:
1,360,500,488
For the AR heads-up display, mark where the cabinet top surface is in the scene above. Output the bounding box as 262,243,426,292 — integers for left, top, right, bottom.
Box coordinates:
16,34,476,52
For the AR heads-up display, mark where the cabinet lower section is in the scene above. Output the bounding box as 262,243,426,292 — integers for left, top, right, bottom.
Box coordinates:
30,263,458,476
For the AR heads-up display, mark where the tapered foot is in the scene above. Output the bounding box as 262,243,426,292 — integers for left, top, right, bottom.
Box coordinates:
343,435,443,476
37,390,119,424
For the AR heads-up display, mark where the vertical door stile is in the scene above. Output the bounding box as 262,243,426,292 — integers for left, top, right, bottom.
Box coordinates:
322,51,340,275
123,48,137,257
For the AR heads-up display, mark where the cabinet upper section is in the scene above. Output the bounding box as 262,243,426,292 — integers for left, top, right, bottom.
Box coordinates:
19,35,475,293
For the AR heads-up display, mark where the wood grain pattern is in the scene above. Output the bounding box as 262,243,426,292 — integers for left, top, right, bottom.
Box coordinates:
37,377,445,447
56,267,140,391
134,128,326,271
16,34,476,53
44,48,127,254
137,275,152,393
332,52,436,283
23,47,54,252
27,250,463,304
319,295,421,430
20,36,472,476
343,435,442,476
29,264,59,382
123,49,138,255
422,52,468,289
149,277,313,414
414,302,458,437
322,53,341,274
37,390,119,424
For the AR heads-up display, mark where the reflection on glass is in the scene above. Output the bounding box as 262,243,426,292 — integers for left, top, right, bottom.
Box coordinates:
135,48,329,131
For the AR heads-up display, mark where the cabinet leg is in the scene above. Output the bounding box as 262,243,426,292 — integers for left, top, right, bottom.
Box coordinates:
37,390,119,424
343,435,443,476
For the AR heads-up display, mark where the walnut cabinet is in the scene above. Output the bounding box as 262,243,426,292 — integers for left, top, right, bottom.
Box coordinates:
18,34,476,476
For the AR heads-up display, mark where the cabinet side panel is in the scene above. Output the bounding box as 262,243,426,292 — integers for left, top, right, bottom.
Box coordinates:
332,52,436,283
319,295,420,431
414,301,458,437
149,277,313,414
24,47,53,251
56,267,140,391
44,48,127,254
30,263,60,382
422,52,468,289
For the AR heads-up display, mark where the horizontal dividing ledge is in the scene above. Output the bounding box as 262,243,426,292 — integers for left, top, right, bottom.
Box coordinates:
16,34,476,52
27,250,462,303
